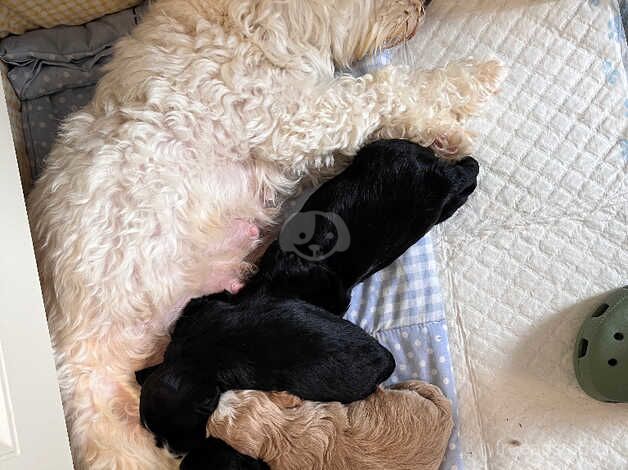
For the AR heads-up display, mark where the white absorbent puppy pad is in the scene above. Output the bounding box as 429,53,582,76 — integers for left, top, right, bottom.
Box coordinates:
385,0,628,468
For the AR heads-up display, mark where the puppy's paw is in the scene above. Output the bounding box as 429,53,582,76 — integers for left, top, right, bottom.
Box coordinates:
266,391,304,409
448,59,505,105
475,59,506,95
391,380,452,416
391,380,445,399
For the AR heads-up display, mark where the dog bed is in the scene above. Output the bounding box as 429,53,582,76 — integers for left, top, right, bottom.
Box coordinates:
373,0,627,469
0,3,465,470
0,2,147,179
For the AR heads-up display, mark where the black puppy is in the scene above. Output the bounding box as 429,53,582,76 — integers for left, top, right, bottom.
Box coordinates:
137,140,478,463
246,139,478,315
137,298,394,453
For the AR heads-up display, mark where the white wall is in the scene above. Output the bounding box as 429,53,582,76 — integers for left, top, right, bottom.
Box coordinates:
0,79,74,469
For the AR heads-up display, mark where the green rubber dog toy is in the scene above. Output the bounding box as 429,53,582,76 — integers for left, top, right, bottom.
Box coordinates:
574,286,628,403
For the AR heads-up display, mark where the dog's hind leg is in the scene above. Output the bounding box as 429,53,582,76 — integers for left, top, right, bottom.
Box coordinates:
58,360,178,470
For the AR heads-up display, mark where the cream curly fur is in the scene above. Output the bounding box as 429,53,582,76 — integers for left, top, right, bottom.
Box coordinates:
208,381,454,470
27,0,502,468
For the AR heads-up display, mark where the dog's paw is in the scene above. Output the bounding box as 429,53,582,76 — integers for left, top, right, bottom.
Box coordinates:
475,59,506,95
432,125,475,158
446,59,505,101
417,59,505,122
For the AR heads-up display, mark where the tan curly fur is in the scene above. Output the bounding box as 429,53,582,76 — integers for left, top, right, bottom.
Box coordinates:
208,381,454,470
27,0,502,468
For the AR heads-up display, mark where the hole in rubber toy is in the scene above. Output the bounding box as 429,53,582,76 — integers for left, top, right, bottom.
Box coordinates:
577,338,589,358
608,358,618,367
591,304,609,318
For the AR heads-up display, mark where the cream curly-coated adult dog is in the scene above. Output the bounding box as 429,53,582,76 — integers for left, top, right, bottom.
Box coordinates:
28,0,502,468
206,381,454,470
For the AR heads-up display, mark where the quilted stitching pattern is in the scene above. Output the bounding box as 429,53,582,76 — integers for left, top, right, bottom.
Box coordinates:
391,0,628,468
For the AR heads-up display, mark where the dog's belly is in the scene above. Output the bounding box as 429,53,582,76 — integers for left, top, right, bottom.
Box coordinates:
32,152,279,469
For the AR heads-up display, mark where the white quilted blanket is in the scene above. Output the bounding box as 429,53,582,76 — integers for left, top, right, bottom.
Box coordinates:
386,0,628,468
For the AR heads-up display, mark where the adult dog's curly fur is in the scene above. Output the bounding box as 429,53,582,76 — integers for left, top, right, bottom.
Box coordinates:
27,0,502,468
202,381,453,470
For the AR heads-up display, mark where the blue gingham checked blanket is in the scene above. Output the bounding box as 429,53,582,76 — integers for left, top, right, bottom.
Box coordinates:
346,235,462,470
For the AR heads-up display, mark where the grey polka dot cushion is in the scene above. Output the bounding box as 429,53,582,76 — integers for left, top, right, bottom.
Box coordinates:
0,2,149,179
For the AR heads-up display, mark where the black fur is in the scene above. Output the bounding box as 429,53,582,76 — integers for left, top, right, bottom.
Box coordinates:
243,139,479,314
137,140,479,464
139,298,394,453
180,438,269,470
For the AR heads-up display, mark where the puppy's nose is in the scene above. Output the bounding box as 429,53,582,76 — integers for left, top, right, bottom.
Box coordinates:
456,156,479,181
449,157,479,198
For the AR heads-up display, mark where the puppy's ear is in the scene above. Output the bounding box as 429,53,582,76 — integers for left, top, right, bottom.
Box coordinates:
268,392,303,409
135,364,161,385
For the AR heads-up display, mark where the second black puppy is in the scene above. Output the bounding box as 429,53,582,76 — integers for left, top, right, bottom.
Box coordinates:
137,297,394,453
137,140,479,459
